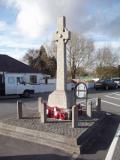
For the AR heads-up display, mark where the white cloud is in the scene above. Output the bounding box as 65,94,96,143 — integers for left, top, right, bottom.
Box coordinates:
0,48,22,60
0,21,7,31
95,41,120,49
0,34,41,49
3,0,84,39
1,0,120,60
2,0,120,40
15,1,52,38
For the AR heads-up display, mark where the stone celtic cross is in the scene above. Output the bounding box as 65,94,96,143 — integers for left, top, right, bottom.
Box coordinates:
48,16,73,109
54,16,70,90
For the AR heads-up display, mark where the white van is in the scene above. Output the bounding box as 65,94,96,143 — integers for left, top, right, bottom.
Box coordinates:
0,73,35,97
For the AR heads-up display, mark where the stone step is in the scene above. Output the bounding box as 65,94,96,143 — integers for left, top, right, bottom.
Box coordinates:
0,122,80,155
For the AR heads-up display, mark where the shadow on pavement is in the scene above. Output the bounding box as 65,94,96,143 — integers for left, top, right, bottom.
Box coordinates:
80,114,120,160
0,154,70,160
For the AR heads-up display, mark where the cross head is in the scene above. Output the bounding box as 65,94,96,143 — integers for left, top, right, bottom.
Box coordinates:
54,16,70,43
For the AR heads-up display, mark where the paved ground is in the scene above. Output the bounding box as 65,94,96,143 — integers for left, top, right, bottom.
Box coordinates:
0,135,71,160
0,89,120,160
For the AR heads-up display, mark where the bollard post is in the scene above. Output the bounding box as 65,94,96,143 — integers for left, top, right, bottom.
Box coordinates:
97,98,101,112
41,102,47,123
87,100,92,118
72,105,78,128
17,100,22,119
38,97,43,117
67,109,72,120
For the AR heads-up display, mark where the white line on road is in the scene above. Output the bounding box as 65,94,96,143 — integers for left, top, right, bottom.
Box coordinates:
102,100,120,107
108,92,120,96
113,93,120,96
105,95,120,100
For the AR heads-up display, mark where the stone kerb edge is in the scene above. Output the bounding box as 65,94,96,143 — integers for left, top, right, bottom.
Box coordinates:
105,123,120,160
0,122,80,154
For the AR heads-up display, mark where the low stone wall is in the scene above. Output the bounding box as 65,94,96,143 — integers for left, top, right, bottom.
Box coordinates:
34,84,56,93
33,82,73,93
34,81,95,93
86,82,95,89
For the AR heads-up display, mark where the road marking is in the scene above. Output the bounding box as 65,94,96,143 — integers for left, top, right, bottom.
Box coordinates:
108,92,120,96
105,95,120,100
102,100,120,107
112,93,120,96
113,93,120,96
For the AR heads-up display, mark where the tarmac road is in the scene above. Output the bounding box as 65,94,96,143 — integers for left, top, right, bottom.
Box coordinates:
0,89,120,119
88,88,120,115
0,135,71,160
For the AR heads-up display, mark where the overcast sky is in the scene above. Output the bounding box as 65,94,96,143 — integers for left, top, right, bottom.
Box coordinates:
0,0,120,60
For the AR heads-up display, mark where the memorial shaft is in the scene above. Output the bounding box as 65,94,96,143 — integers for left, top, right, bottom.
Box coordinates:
56,41,66,90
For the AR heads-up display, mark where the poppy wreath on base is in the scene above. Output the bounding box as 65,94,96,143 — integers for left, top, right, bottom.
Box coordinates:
46,106,54,118
46,106,68,120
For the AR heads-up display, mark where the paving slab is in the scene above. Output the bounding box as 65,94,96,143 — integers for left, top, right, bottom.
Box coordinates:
0,134,71,160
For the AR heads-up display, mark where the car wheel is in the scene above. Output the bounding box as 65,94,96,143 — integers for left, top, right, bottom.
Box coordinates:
105,86,109,90
19,94,23,98
116,85,118,89
23,91,30,98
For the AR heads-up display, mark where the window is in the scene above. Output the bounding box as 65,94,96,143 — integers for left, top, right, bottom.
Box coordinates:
30,75,37,84
17,77,24,84
8,77,15,84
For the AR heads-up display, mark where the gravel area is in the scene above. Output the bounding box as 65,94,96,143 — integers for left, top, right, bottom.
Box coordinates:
0,115,103,138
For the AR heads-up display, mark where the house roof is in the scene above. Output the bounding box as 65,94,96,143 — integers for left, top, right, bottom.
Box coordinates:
0,54,41,73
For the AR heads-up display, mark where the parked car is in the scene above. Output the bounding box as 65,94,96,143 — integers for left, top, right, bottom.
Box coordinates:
112,78,120,88
94,79,118,90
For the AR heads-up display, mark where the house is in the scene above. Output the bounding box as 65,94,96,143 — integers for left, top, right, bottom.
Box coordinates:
0,54,50,96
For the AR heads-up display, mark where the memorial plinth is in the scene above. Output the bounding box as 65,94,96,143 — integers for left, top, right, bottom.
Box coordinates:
48,90,75,109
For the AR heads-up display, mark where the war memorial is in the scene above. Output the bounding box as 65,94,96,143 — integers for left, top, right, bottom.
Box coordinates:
0,16,107,158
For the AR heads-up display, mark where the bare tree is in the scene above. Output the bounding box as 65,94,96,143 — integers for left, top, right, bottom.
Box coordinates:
23,49,39,64
95,46,119,78
45,41,57,58
96,47,119,67
23,45,57,77
67,33,95,79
